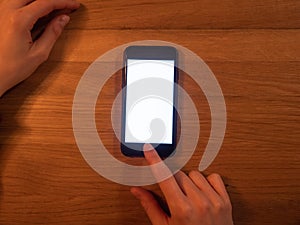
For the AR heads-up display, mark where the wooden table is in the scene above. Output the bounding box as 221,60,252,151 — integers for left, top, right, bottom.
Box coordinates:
0,0,299,224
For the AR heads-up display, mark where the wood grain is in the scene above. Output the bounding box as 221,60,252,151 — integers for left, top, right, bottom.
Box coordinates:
0,1,300,225
70,0,300,29
50,29,300,63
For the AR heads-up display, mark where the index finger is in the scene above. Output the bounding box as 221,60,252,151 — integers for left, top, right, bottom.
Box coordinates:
22,0,80,28
144,144,186,208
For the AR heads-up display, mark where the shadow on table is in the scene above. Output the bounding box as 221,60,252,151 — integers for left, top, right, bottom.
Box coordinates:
228,181,255,224
0,63,59,203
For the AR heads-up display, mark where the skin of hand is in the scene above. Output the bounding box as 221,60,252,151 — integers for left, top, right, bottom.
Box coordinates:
131,144,234,225
0,0,80,97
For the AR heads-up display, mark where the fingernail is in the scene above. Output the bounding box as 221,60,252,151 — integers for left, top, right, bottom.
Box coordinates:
143,143,154,152
59,15,70,26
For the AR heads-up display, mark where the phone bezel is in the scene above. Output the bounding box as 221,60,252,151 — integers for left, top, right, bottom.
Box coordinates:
121,46,178,157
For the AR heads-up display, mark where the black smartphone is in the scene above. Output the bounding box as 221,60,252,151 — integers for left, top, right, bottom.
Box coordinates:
121,46,178,157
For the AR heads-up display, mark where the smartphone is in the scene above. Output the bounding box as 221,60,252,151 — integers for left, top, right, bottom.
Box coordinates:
121,46,178,157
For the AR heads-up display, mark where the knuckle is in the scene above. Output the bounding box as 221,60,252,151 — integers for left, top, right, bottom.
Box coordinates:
214,200,232,214
40,52,50,63
214,201,225,212
11,10,31,29
33,50,49,63
176,203,193,218
52,23,62,37
10,11,23,27
141,201,151,213
199,201,211,213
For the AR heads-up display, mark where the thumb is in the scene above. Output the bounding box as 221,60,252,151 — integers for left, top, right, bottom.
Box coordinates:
31,14,70,63
131,187,168,225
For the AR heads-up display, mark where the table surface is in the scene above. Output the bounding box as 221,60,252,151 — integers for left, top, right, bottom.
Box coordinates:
0,0,300,225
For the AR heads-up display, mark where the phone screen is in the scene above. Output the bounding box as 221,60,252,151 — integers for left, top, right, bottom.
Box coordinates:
125,59,175,144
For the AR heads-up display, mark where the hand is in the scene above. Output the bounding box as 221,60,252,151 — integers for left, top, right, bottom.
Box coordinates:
131,144,234,225
0,0,80,97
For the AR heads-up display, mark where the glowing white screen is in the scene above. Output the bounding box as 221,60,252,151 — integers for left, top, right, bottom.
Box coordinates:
125,59,175,144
